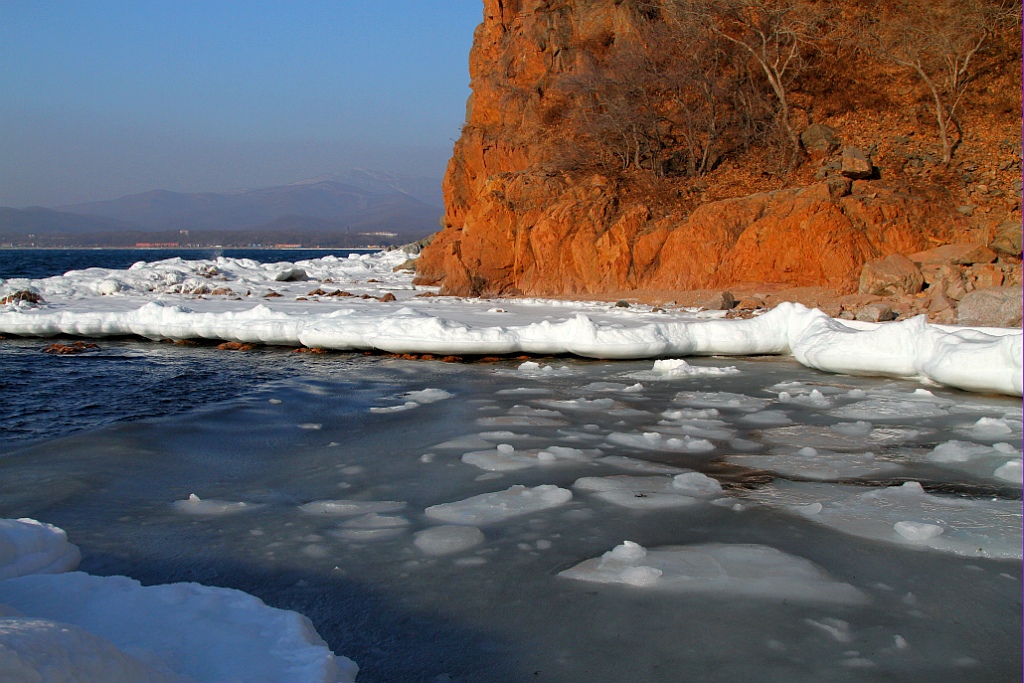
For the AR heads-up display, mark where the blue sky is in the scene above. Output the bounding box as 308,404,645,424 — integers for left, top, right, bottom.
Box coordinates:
0,1,481,206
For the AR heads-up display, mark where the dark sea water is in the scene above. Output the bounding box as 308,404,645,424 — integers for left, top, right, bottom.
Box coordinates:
0,247,373,280
0,248,371,450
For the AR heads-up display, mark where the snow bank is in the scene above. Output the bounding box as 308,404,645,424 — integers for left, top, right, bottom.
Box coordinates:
0,518,81,581
559,541,868,605
2,254,1020,395
0,519,357,682
0,572,357,683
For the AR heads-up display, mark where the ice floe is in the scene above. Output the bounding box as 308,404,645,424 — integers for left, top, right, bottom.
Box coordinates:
727,447,902,481
413,525,486,555
572,473,723,509
461,444,602,471
172,493,264,515
424,485,572,525
298,499,407,516
2,253,1020,395
558,541,868,604
744,480,1022,559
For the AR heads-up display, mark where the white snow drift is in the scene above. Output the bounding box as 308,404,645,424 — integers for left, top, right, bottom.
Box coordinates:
1,252,1020,395
0,518,357,682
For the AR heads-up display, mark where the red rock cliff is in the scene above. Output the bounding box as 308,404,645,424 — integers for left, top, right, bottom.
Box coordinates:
416,0,1020,297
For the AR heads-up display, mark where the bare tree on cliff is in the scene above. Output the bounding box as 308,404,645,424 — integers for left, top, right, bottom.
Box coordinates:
863,0,1021,165
556,44,668,175
678,0,829,172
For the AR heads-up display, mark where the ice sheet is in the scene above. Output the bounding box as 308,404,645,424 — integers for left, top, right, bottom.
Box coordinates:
743,480,1022,559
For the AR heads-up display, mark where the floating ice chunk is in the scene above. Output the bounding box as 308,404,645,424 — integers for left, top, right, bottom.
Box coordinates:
654,418,735,440
560,542,869,604
607,431,715,453
756,425,924,451
893,521,944,542
595,456,686,475
928,440,1003,463
461,445,601,471
673,391,770,412
413,525,486,555
401,388,452,404
0,617,189,683
830,421,873,437
831,395,950,420
648,359,740,376
744,480,1022,558
924,440,1023,485
0,518,81,581
580,382,644,393
424,485,572,526
298,500,406,517
0,572,358,683
298,423,322,430
173,494,263,516
572,474,718,509
962,417,1018,440
495,387,553,395
805,617,854,643
662,407,720,420
370,402,418,413
789,389,832,408
536,397,619,412
994,459,1023,484
331,514,410,541
739,410,793,426
372,388,452,413
671,472,724,496
727,448,901,481
476,415,569,428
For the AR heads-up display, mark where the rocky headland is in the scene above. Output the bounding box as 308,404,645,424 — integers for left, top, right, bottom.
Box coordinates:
416,0,1022,327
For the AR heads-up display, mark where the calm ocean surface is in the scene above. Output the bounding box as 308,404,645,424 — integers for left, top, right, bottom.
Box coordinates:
0,247,373,280
0,248,373,449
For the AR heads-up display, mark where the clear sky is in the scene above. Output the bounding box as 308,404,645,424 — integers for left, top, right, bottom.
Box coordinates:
0,1,481,207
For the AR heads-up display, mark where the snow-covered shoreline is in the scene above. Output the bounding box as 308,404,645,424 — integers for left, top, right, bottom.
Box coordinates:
0,518,357,682
3,252,1020,396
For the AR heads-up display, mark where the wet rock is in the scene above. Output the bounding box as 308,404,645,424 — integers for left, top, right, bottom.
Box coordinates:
841,147,873,179
614,300,631,308
859,254,924,296
855,303,896,322
0,290,44,305
957,287,1023,328
43,341,99,355
379,293,397,302
217,341,255,351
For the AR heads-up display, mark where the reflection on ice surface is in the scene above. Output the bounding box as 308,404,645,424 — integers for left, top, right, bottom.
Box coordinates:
0,343,1021,681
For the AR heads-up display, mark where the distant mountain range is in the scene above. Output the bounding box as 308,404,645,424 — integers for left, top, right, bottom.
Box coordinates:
0,170,442,248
